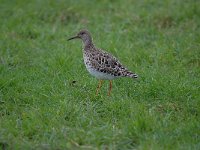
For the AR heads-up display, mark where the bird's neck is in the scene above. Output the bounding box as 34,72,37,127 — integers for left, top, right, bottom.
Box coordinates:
82,39,95,51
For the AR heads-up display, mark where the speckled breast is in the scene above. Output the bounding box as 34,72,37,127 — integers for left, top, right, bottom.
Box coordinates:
83,53,116,80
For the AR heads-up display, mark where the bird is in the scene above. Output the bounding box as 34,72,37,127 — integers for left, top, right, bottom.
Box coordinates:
68,29,138,96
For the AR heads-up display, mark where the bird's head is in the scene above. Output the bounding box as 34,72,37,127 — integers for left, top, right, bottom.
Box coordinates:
68,29,92,43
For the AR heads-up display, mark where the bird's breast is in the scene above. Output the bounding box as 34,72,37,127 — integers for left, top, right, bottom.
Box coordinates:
83,53,116,80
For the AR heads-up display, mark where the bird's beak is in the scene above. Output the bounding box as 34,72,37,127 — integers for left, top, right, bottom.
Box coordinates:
67,35,79,41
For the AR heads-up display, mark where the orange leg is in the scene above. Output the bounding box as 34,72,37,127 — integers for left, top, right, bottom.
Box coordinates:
108,80,112,96
96,80,103,96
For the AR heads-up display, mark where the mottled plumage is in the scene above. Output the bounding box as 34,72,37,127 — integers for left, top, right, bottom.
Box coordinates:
68,29,138,96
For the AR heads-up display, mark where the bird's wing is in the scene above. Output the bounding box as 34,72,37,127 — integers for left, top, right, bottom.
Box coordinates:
89,49,130,76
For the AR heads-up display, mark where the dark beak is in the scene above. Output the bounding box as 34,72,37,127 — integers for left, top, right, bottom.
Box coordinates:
67,35,79,41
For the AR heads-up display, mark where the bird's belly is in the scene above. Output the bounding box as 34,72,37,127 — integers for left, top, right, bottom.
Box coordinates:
83,54,116,80
86,66,116,80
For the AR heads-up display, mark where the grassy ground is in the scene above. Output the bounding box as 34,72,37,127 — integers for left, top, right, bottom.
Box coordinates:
0,0,200,149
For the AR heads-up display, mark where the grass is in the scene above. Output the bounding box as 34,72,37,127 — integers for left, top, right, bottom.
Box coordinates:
0,0,199,149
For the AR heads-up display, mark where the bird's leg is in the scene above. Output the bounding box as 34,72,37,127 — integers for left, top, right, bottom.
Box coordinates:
108,80,112,96
96,80,103,96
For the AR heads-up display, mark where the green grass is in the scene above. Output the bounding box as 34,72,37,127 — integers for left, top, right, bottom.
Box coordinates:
0,0,200,149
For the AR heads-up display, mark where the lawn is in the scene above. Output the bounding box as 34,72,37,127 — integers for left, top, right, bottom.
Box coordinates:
0,0,199,149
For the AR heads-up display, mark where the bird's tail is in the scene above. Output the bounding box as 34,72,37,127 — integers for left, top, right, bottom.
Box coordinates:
125,71,138,79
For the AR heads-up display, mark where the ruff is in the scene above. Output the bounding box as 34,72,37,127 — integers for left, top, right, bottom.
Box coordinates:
68,29,138,96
